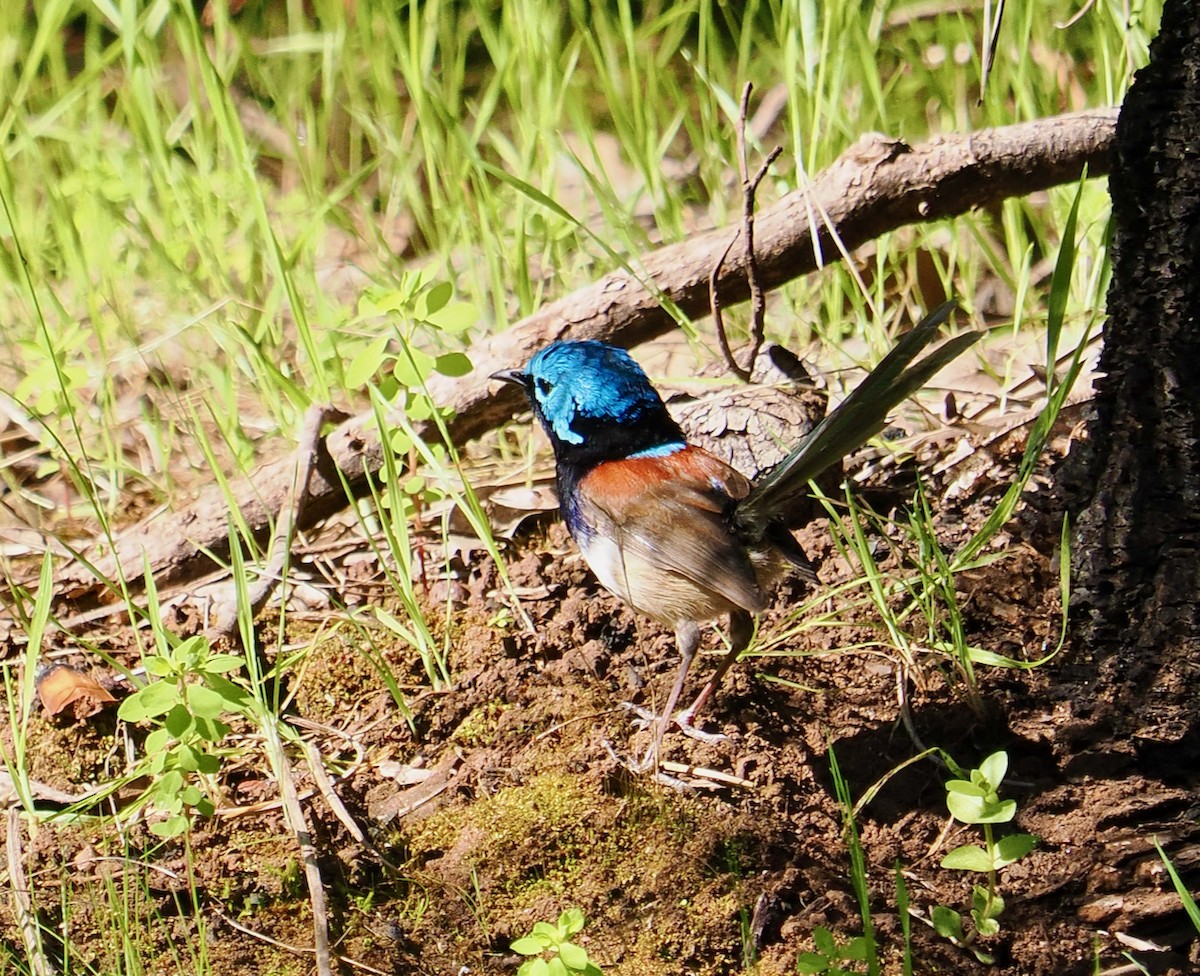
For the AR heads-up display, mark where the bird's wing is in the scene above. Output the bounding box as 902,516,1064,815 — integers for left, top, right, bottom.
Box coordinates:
578,446,768,616
737,300,980,535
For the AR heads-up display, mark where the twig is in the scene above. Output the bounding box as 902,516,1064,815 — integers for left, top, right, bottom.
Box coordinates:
265,726,333,976
302,739,403,874
709,231,743,379
737,82,783,375
204,404,344,644
713,83,783,380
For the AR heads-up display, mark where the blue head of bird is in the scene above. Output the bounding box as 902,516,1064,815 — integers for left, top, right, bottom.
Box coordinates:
493,340,685,468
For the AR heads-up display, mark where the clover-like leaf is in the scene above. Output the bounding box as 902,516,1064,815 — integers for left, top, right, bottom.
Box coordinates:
145,656,174,677
119,680,181,722
164,702,194,738
530,921,560,943
435,351,473,377
511,936,544,956
187,684,230,720
994,832,1037,868
419,281,453,316
963,795,1016,825
558,941,588,971
427,301,478,334
931,905,964,941
345,334,393,388
202,654,245,674
796,952,828,975
940,844,993,872
392,346,435,388
978,752,1009,790
149,814,189,838
558,908,585,936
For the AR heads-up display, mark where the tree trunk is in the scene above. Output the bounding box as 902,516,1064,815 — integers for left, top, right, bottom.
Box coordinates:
1072,0,1200,751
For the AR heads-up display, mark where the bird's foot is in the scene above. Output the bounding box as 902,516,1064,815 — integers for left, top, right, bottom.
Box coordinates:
619,702,729,744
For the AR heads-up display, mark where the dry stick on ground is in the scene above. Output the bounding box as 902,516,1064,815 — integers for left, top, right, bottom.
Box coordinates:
56,108,1118,601
268,725,333,976
713,82,783,381
203,404,343,644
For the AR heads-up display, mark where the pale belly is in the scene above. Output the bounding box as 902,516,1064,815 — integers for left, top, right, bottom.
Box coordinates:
578,533,783,627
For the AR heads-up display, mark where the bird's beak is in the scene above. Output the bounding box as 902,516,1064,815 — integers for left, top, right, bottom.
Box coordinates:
490,368,531,390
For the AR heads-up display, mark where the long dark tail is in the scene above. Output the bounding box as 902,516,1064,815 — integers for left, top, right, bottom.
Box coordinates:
733,301,980,539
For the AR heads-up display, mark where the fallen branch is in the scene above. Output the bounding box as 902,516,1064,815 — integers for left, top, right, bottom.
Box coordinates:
58,108,1117,600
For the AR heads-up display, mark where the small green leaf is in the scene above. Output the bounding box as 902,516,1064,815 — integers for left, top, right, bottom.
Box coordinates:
974,797,1017,825
978,752,1009,790
164,703,194,738
389,427,413,455
558,941,588,970
944,778,986,797
813,927,836,955
973,885,1004,919
946,790,987,823
531,921,559,943
517,960,549,976
427,301,478,333
940,844,993,872
196,752,222,775
345,334,393,388
202,654,245,674
192,715,230,743
546,959,568,976
181,784,203,805
559,907,585,936
202,674,247,710
145,727,170,754
796,953,827,974
840,936,870,961
159,770,184,795
118,680,180,722
188,684,229,720
174,743,201,771
145,656,174,677
149,814,189,838
931,905,964,941
974,914,1000,938
434,351,473,376
171,635,209,667
392,346,435,388
994,833,1037,867
357,288,407,317
510,937,543,956
420,281,453,315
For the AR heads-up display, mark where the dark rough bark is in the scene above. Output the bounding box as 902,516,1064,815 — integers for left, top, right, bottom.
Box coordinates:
1072,0,1200,744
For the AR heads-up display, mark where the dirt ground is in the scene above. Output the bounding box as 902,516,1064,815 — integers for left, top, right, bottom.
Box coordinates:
6,401,1200,976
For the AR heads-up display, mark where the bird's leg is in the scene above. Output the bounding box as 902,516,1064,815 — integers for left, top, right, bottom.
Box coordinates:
676,609,754,729
636,620,700,770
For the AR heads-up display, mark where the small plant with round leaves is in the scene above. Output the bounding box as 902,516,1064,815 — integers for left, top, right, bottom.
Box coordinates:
796,926,870,975
118,634,247,838
510,908,602,976
932,751,1038,964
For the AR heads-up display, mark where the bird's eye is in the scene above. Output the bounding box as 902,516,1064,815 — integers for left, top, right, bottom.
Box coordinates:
536,377,553,396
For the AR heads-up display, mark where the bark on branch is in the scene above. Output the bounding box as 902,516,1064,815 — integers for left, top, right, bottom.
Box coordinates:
60,108,1118,600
